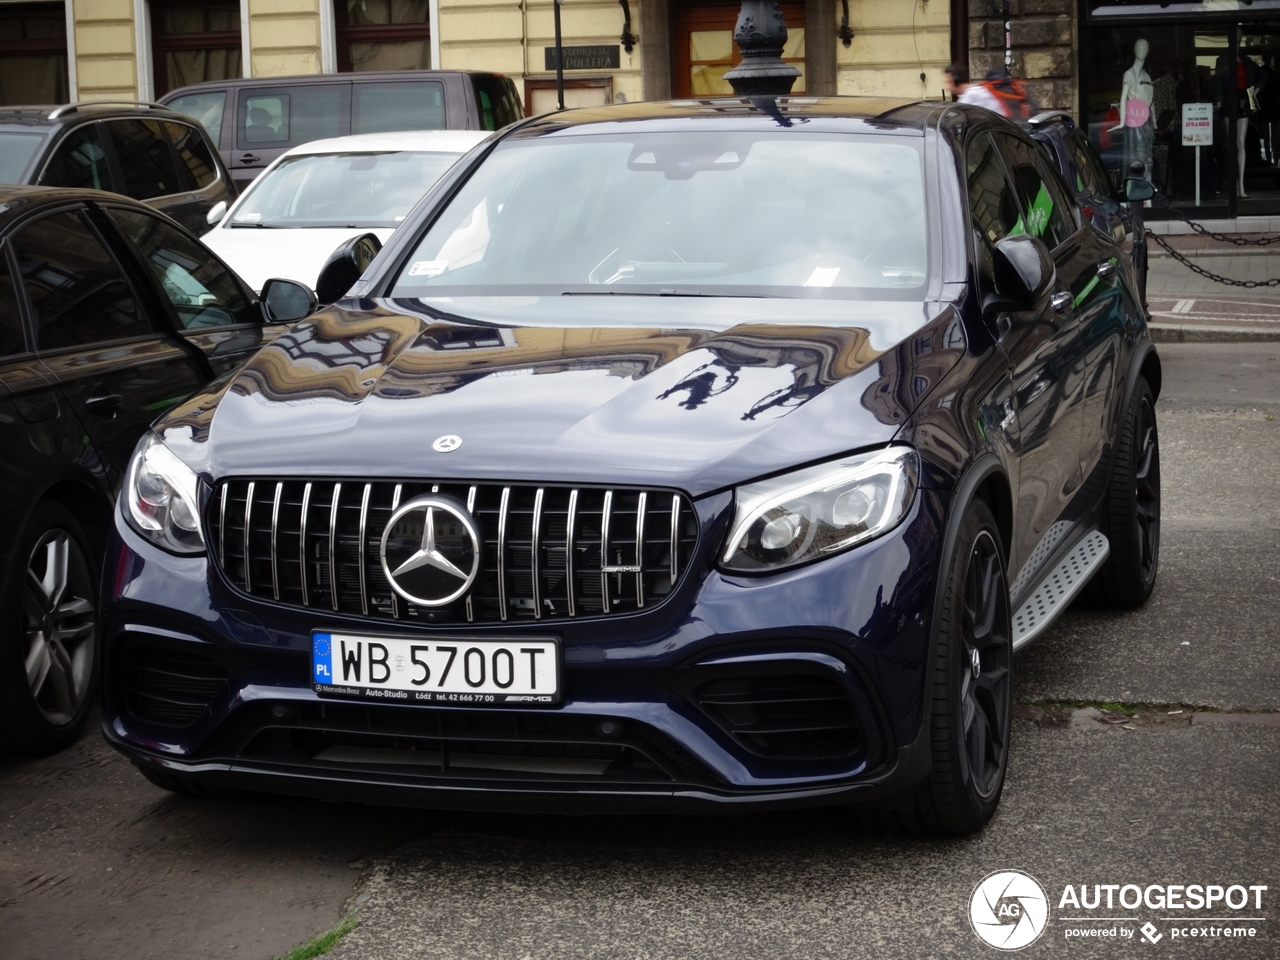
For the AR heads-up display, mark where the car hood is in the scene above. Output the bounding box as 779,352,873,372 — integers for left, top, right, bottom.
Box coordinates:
160,296,965,497
201,226,398,293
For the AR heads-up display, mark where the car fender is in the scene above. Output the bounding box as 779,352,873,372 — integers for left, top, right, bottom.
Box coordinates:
883,452,1010,798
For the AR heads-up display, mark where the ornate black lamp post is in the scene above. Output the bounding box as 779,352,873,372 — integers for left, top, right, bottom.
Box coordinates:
722,0,801,97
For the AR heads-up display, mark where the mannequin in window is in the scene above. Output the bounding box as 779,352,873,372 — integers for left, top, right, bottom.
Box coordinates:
1216,53,1261,197
1111,39,1155,181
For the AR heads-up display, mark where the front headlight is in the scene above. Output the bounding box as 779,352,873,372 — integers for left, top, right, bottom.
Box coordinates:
124,432,206,555
721,447,918,573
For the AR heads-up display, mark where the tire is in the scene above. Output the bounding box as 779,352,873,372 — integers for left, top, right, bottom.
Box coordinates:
870,499,1013,835
1090,376,1160,608
0,502,99,755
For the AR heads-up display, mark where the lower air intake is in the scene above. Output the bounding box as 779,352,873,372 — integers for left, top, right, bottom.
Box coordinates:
125,645,228,727
692,673,861,760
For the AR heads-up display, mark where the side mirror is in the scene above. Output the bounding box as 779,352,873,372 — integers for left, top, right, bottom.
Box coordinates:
984,234,1056,313
260,277,318,324
206,200,228,226
1124,177,1154,202
315,232,383,305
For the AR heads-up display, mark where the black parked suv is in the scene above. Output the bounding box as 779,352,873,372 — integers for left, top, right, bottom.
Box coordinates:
161,71,523,191
0,102,236,237
1023,110,1150,304
0,185,315,755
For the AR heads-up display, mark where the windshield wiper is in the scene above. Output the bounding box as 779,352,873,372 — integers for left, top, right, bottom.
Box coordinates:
229,221,285,228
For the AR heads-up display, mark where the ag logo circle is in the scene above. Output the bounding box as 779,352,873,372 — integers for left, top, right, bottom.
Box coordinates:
432,434,462,453
380,496,480,607
969,870,1050,950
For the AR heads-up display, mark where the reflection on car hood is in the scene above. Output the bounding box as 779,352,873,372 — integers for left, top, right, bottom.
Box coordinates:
201,226,398,293
160,297,965,496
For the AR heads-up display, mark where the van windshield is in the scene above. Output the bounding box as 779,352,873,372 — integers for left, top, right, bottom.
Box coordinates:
229,150,463,229
0,132,46,183
389,132,930,300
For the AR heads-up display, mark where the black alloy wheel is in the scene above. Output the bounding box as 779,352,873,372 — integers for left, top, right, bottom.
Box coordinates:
0,503,99,754
1091,376,1160,608
959,529,1012,801
870,498,1012,835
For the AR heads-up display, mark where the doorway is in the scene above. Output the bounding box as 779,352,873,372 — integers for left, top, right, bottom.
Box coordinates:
671,1,806,98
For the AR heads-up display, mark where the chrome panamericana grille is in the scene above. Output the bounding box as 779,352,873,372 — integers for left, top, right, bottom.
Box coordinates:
206,480,698,624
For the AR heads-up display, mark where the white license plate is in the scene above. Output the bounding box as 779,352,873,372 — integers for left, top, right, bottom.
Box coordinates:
311,632,559,705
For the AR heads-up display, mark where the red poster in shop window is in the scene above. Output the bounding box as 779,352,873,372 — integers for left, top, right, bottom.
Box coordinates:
1099,106,1120,150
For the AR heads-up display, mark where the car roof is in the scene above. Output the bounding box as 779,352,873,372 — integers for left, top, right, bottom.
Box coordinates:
0,184,159,227
0,101,194,133
161,70,508,99
279,129,491,158
505,97,941,137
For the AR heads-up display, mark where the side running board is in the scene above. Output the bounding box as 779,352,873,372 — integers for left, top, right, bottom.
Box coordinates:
1012,531,1110,651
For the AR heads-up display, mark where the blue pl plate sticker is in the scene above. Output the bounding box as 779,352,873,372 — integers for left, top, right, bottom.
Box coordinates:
313,633,333,684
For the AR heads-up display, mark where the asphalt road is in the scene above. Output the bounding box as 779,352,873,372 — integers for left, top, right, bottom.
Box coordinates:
0,343,1276,960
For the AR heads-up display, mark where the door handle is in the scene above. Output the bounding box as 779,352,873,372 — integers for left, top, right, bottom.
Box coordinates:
1050,291,1074,313
85,394,123,416
240,153,262,164
1096,261,1116,279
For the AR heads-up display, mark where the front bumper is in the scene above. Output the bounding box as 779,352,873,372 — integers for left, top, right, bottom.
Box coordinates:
101,487,947,811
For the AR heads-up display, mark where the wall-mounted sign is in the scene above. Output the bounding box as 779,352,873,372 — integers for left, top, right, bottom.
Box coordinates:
1182,102,1212,146
544,45,621,70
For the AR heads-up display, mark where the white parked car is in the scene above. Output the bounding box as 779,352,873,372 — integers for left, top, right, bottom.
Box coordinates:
201,129,489,292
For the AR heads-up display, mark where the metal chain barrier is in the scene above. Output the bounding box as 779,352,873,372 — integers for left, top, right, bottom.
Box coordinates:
1150,191,1280,246
1148,231,1280,288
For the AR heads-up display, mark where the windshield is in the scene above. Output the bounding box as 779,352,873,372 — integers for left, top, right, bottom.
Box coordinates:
0,131,46,183
389,132,929,300
229,150,463,229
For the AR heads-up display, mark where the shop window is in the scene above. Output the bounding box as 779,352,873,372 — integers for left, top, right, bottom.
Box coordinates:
150,0,242,98
336,0,432,73
0,2,68,106
1080,20,1280,214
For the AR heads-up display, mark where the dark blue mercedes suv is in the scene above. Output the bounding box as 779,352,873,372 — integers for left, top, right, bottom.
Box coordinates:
100,97,1161,834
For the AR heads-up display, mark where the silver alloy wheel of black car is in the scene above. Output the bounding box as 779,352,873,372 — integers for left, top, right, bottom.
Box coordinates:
23,528,96,726
959,529,1011,800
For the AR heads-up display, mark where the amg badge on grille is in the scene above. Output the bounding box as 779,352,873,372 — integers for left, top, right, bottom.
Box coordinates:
379,496,481,606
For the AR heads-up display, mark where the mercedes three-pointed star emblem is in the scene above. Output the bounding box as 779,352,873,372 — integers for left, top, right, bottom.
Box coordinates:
379,496,480,607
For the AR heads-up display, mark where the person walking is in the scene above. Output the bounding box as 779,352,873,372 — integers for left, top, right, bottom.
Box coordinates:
944,64,1038,119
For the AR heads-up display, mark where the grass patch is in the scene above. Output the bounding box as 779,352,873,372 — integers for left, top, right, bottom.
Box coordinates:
274,915,360,960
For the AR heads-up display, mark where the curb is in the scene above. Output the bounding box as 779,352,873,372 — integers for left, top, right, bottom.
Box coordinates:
1149,323,1280,343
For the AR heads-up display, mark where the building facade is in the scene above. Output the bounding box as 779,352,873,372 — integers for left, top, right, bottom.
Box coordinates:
0,0,954,108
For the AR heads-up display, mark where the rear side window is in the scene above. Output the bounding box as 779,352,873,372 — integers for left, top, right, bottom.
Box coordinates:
353,81,445,134
39,124,113,191
164,90,227,146
12,210,151,350
992,133,1076,250
238,84,351,148
107,119,182,199
471,75,522,131
164,121,219,189
108,207,254,329
1067,130,1111,199
0,247,25,356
